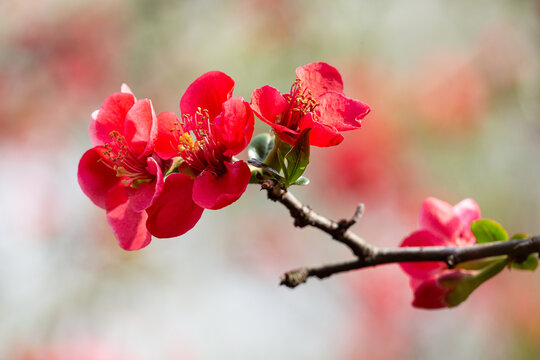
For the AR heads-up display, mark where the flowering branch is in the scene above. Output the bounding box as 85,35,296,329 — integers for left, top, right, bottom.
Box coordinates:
262,180,540,288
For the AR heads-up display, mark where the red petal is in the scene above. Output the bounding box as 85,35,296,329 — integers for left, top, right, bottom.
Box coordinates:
78,147,120,209
418,197,461,242
146,173,204,238
214,97,254,157
250,85,288,125
105,186,152,251
399,230,447,279
316,92,370,131
127,157,164,212
298,113,343,147
192,161,250,210
124,99,158,157
410,277,449,309
155,111,180,160
89,91,135,146
295,62,344,97
180,71,234,120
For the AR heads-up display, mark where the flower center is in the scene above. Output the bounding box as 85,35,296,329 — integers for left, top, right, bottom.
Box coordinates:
102,131,152,187
280,79,319,130
172,108,229,175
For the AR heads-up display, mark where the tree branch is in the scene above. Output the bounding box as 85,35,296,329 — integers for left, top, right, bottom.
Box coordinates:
261,180,540,288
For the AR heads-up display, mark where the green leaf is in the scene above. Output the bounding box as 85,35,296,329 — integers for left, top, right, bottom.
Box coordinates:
248,133,275,162
511,255,538,271
247,159,283,180
293,176,310,186
283,129,311,185
471,219,509,244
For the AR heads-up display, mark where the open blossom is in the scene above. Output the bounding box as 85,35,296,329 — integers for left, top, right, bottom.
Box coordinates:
250,62,370,147
148,71,253,237
399,197,481,308
78,85,172,250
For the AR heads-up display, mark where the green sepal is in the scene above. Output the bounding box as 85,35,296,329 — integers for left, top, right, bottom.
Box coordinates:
446,258,508,307
283,129,311,186
248,133,275,162
471,219,508,244
509,233,538,271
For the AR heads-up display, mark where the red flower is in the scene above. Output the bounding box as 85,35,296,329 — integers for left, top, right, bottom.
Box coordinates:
78,85,174,250
149,71,253,237
250,62,370,147
399,197,481,308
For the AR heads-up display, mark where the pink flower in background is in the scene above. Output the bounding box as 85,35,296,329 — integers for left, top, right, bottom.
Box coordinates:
250,62,370,146
149,71,253,237
399,197,481,308
78,85,169,250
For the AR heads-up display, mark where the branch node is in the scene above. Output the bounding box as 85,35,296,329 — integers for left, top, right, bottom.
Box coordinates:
337,203,365,233
280,268,309,288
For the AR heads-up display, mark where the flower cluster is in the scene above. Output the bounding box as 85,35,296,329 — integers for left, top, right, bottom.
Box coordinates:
78,62,370,249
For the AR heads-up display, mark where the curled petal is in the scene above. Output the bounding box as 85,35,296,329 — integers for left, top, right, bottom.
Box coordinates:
214,97,254,157
298,113,343,147
105,186,151,251
192,161,251,210
250,85,288,125
155,111,181,160
180,71,235,120
127,157,164,212
124,99,158,157
78,147,120,209
399,230,447,279
295,62,344,97
146,173,204,238
316,92,370,131
418,197,461,243
89,91,135,146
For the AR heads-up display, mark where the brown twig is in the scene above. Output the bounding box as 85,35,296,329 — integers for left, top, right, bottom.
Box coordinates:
262,181,540,288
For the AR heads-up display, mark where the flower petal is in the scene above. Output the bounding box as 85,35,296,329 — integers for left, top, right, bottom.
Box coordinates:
410,277,449,309
124,99,158,157
250,85,288,125
105,186,151,251
214,97,254,157
453,198,481,241
78,147,120,209
180,71,235,120
316,92,371,131
399,229,447,279
298,113,343,147
418,197,461,242
295,62,344,97
146,173,204,238
89,91,135,146
127,157,164,212
155,111,180,160
192,161,250,210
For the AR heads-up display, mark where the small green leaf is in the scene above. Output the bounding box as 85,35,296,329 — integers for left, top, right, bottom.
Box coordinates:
511,233,529,240
511,255,538,271
293,176,310,186
247,159,283,180
248,133,275,162
283,129,311,185
471,219,509,244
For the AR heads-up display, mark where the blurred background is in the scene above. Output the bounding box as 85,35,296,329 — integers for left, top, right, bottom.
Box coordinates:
1,0,539,359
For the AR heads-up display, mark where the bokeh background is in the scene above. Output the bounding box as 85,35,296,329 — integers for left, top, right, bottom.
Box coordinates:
1,0,540,359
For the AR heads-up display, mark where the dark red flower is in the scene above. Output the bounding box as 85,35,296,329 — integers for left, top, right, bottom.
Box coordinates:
148,71,253,236
250,62,370,146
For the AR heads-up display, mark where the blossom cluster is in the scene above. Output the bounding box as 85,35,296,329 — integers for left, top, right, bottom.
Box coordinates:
78,62,371,250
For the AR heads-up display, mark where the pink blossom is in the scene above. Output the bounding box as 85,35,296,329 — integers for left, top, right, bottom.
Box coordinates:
399,197,481,308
